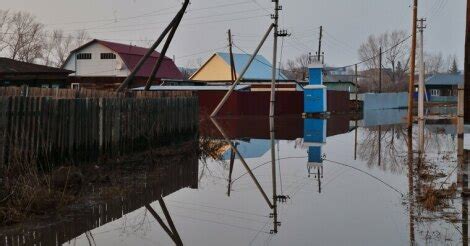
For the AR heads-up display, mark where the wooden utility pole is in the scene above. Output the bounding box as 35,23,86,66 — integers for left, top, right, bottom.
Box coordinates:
408,0,418,131
270,0,280,234
117,0,189,92
211,24,275,117
465,0,470,123
379,47,382,93
418,18,426,120
317,26,323,62
228,29,237,82
355,64,358,110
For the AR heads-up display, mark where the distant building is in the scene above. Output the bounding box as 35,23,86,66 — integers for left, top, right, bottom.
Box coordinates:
0,57,73,88
63,39,183,89
323,74,358,93
415,73,463,102
190,52,298,91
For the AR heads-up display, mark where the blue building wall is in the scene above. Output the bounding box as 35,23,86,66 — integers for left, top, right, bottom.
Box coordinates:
304,64,327,113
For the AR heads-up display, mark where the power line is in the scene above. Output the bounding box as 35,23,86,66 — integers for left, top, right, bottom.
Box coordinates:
62,8,267,33
325,34,412,72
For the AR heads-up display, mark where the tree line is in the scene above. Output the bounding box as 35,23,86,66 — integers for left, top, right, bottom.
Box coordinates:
0,10,90,68
284,30,460,93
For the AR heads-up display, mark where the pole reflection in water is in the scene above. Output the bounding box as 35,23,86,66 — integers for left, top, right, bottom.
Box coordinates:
304,118,326,193
227,142,238,197
457,98,469,245
1,139,199,246
407,128,416,245
145,198,183,246
269,116,279,234
210,117,279,234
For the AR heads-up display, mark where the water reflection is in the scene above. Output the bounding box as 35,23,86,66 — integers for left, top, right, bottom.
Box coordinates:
1,140,199,246
3,109,470,245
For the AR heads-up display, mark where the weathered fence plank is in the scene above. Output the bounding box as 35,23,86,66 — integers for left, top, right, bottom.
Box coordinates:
0,93,198,167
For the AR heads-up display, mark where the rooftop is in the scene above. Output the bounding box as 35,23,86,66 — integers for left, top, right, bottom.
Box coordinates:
422,73,463,86
0,57,73,75
216,52,288,80
66,39,183,79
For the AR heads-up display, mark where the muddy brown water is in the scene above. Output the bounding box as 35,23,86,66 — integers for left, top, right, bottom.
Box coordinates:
1,110,469,245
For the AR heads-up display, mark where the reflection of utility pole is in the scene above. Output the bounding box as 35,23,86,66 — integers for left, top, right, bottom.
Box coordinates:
211,118,273,208
227,142,238,197
354,119,358,160
378,126,382,166
146,198,183,246
407,131,416,245
457,96,468,245
270,116,279,234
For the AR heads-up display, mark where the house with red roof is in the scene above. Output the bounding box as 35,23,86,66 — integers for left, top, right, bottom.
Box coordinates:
62,39,183,89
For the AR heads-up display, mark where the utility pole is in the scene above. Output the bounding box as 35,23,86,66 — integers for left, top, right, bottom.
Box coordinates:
465,0,470,123
228,29,237,82
379,47,382,93
408,0,418,131
355,64,358,110
317,26,323,62
418,18,426,120
270,0,280,234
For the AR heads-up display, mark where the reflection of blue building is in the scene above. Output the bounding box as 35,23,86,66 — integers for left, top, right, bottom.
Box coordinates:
303,119,326,184
222,139,270,160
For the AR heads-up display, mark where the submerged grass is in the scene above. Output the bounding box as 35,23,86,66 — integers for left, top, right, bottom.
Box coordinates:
0,140,199,226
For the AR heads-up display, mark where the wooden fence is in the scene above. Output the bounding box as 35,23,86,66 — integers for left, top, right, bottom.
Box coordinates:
0,86,195,99
0,95,199,167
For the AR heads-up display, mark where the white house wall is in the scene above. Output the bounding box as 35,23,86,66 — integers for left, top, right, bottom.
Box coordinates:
63,44,130,77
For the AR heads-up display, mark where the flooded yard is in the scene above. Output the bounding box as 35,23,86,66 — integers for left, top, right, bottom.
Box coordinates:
1,109,469,245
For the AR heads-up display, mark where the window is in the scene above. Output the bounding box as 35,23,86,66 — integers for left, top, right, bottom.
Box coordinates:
100,53,116,59
71,83,80,90
77,53,92,60
430,89,440,96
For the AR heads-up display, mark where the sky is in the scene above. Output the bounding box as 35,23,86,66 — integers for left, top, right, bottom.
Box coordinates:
2,0,466,69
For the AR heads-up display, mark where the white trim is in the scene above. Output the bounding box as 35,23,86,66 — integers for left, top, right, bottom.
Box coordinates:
307,162,323,168
302,142,326,147
304,85,326,89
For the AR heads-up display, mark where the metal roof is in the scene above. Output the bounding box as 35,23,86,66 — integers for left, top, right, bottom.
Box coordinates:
65,39,183,79
216,52,288,80
424,73,463,86
132,85,251,91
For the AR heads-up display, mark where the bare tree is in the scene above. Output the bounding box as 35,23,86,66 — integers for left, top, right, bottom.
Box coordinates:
43,29,90,67
358,30,410,92
3,11,45,63
285,54,309,81
0,10,11,55
424,52,444,75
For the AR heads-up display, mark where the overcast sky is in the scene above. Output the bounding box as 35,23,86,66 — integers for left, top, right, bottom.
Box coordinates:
2,0,465,68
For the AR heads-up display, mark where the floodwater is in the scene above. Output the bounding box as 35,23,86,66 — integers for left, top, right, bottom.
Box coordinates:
2,109,469,246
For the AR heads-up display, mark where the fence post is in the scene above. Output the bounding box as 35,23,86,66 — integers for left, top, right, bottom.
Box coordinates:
99,98,104,154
